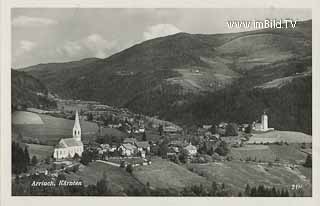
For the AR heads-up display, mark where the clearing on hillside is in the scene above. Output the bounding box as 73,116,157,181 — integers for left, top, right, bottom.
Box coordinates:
26,143,54,160
133,158,209,190
248,131,312,144
64,161,144,195
12,111,99,145
12,111,44,125
187,161,311,196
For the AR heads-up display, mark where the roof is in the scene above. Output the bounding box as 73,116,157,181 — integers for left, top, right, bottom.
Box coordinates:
135,141,150,148
184,143,197,151
73,110,81,130
122,143,137,150
57,138,83,148
123,138,137,144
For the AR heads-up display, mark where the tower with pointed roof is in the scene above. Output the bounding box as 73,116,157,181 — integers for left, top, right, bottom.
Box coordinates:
73,110,81,141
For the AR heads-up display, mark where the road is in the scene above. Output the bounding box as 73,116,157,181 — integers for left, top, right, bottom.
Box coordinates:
96,160,120,167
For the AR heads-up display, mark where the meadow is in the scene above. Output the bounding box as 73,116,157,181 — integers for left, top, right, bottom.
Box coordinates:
248,131,312,144
187,161,311,196
132,157,209,190
229,144,308,164
12,111,125,145
26,143,54,160
63,161,144,194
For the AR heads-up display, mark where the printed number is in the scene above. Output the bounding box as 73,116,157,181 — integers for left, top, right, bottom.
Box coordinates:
291,184,302,190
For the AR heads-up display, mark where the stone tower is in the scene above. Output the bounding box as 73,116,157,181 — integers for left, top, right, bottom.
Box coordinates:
73,110,81,141
261,112,268,131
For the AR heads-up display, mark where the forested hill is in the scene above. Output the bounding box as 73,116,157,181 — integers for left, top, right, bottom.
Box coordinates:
20,20,312,134
11,70,56,110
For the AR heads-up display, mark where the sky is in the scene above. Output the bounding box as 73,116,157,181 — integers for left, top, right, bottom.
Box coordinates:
11,8,311,68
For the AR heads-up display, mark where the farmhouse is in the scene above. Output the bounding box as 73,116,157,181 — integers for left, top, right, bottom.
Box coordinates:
53,110,84,160
123,137,137,145
184,143,197,156
135,141,150,152
119,143,137,156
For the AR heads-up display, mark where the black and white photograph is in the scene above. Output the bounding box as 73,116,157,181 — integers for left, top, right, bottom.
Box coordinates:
7,7,314,197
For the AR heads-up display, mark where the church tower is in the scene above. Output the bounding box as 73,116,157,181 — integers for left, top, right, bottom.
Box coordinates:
73,110,81,141
261,112,268,131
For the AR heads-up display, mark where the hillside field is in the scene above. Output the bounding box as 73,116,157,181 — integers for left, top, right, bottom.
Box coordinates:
133,157,209,190
230,144,308,164
248,131,312,144
12,111,126,145
187,161,311,196
26,143,54,160
63,161,144,195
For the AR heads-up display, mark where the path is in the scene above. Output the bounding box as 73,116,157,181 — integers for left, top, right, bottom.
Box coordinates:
96,160,120,167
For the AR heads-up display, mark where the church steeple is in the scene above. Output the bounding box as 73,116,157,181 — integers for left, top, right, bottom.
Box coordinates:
73,110,81,141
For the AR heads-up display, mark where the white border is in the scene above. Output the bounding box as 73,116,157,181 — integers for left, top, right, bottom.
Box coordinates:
1,0,320,206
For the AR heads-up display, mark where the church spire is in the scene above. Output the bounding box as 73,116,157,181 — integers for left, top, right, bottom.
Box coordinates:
73,110,81,141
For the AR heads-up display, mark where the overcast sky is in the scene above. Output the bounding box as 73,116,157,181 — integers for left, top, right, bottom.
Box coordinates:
12,8,311,68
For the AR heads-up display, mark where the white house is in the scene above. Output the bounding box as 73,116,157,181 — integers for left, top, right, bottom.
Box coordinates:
119,143,137,156
184,143,197,156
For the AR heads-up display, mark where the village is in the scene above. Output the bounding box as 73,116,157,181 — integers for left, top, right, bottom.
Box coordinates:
12,97,312,197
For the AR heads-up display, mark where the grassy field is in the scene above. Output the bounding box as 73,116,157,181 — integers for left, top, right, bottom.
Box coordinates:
12,111,125,145
230,145,277,162
12,111,44,125
230,144,308,164
248,131,312,144
64,161,143,194
133,157,209,190
268,144,307,163
187,161,312,196
26,143,54,160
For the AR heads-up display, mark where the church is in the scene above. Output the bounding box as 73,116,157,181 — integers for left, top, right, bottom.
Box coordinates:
252,112,274,132
53,110,84,160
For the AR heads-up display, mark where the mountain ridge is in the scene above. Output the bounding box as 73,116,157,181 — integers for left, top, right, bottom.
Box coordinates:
17,20,312,134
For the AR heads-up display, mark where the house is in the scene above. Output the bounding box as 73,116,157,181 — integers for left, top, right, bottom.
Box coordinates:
118,143,137,156
184,143,197,156
135,141,150,152
202,125,212,130
163,125,181,133
123,137,137,145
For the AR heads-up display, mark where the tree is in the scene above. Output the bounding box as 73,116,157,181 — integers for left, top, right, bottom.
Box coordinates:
179,149,189,164
80,150,92,165
215,141,230,156
96,172,110,195
142,132,147,141
158,125,164,136
24,146,30,165
87,113,93,121
126,164,133,173
158,138,169,158
245,124,252,134
245,184,251,196
31,156,38,166
209,125,217,134
225,123,238,136
303,154,312,168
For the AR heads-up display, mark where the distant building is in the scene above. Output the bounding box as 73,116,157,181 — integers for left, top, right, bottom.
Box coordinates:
252,112,274,132
123,137,137,145
53,110,84,160
135,141,150,152
119,143,137,156
184,143,197,156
